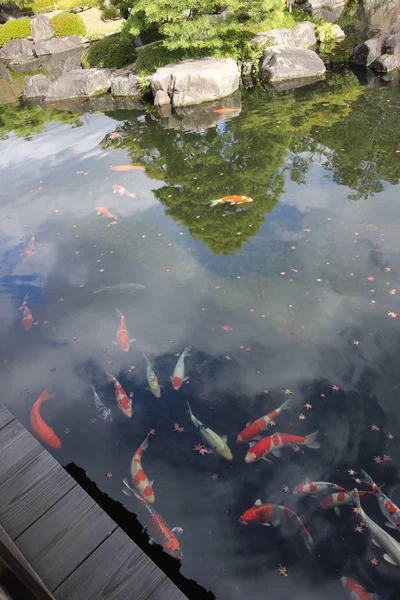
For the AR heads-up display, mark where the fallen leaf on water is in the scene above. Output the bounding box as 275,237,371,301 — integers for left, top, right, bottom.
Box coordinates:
283,389,292,395
370,425,380,431
374,456,382,464
331,384,339,391
277,565,288,577
387,311,397,318
105,472,113,478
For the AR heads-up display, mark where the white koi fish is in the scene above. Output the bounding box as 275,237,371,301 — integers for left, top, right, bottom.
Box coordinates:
123,433,155,503
170,346,191,390
91,385,112,423
112,309,135,352
187,402,232,460
143,353,161,398
106,373,132,417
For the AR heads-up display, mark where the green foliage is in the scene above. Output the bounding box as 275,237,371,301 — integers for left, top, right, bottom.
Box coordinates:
315,22,336,43
134,40,199,74
99,0,129,20
0,17,30,46
137,74,151,94
24,0,96,14
82,33,135,68
51,12,86,37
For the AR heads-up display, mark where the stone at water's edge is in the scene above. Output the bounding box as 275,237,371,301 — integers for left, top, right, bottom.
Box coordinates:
35,36,82,56
151,57,239,107
44,68,112,101
111,71,141,96
361,0,400,34
24,73,50,98
31,15,53,44
9,55,40,73
154,90,170,106
249,21,316,49
350,28,400,72
370,30,400,72
260,46,326,84
1,38,34,60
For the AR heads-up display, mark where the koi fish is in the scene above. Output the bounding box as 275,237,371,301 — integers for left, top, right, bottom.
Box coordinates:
110,132,123,139
18,294,33,331
91,385,112,423
94,283,145,295
210,195,253,207
239,499,313,552
213,108,241,114
110,165,145,172
187,402,232,460
170,346,191,390
106,373,132,417
112,309,135,352
96,207,117,219
124,433,155,503
352,488,400,566
341,577,380,600
22,234,35,259
122,483,183,559
294,481,345,496
143,353,161,398
113,184,136,198
245,431,320,463
361,469,400,530
30,388,61,449
237,399,291,443
319,490,373,516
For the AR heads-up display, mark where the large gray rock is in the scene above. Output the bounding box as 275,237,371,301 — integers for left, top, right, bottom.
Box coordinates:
45,68,112,100
31,15,53,44
360,0,400,34
349,27,400,69
370,29,400,72
249,21,316,49
1,38,34,59
24,73,50,98
34,35,82,56
292,0,345,22
151,57,239,107
260,46,326,83
111,70,141,96
9,55,40,72
154,90,170,106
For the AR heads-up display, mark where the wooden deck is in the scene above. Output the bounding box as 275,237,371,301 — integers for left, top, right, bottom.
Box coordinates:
0,404,187,600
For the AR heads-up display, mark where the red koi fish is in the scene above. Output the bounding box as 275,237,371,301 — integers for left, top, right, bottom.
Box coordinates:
122,484,183,559
96,206,117,219
213,108,241,114
319,490,373,516
110,165,145,172
18,294,33,331
239,499,313,552
112,309,135,352
210,195,253,207
294,481,345,496
106,373,132,417
237,399,291,443
30,388,61,449
113,184,136,198
341,576,379,600
123,434,155,503
22,234,35,259
245,431,320,463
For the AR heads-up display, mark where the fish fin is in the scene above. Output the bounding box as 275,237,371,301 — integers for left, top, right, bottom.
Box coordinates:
149,479,154,487
115,309,123,318
172,527,183,536
303,531,314,553
252,435,264,441
271,449,281,458
130,338,136,343
261,523,271,526
360,469,374,488
383,553,398,565
210,198,222,207
122,478,133,490
386,521,397,530
122,488,132,497
186,401,193,416
249,441,257,448
371,538,382,548
254,499,262,506
246,422,251,427
303,430,320,449
221,435,227,442
334,507,341,517
368,595,381,600
280,398,292,411
129,193,136,198
182,376,190,383
105,372,115,382
169,375,173,381
205,448,214,454
261,457,273,463
272,515,281,527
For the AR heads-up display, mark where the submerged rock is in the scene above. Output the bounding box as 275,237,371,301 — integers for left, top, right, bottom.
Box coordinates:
35,36,82,56
260,46,326,85
151,57,239,107
24,73,50,98
31,15,53,44
350,27,400,72
111,70,141,96
249,21,316,49
1,38,34,59
45,68,112,101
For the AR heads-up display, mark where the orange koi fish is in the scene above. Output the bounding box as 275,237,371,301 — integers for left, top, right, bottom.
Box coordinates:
237,399,291,443
113,184,136,198
96,207,117,219
106,373,132,417
245,431,320,463
110,132,123,139
210,195,253,207
112,309,135,352
30,388,61,449
110,165,145,172
341,577,379,600
123,434,155,503
22,234,35,259
122,484,183,560
213,108,241,114
18,294,33,331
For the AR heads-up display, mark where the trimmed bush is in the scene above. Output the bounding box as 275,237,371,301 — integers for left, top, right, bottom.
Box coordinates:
51,12,86,38
0,18,31,47
82,33,135,69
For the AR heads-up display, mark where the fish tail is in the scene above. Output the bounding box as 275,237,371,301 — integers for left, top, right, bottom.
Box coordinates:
186,401,193,416
23,293,30,303
280,399,292,411
41,387,55,403
360,469,375,489
301,525,314,553
105,372,115,382
303,430,320,449
210,198,222,207
352,488,362,512
115,309,123,318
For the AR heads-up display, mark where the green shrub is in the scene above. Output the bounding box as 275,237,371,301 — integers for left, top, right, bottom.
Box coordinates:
82,33,135,68
27,0,96,14
0,18,30,46
51,12,86,37
134,40,198,74
315,22,337,43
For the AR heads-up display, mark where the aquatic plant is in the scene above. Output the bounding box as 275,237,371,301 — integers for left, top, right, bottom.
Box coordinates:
51,12,86,37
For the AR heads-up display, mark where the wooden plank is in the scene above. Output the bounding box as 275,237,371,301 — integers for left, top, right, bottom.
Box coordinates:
0,450,76,538
0,405,14,430
15,485,117,592
54,528,178,600
0,421,42,486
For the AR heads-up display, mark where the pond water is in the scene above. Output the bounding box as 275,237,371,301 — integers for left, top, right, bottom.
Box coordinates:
1,69,400,600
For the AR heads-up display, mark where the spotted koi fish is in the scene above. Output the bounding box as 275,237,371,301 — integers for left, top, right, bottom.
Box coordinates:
91,385,112,423
22,234,35,259
106,373,132,417
361,469,400,531
122,484,183,560
123,434,155,503
112,309,135,352
19,294,33,331
143,353,161,398
237,399,291,443
245,431,320,463
294,481,345,496
319,490,373,516
210,195,253,207
341,577,380,600
170,346,191,391
113,184,136,198
239,499,313,552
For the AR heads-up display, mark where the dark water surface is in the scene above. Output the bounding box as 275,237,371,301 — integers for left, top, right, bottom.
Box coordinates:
1,70,400,599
